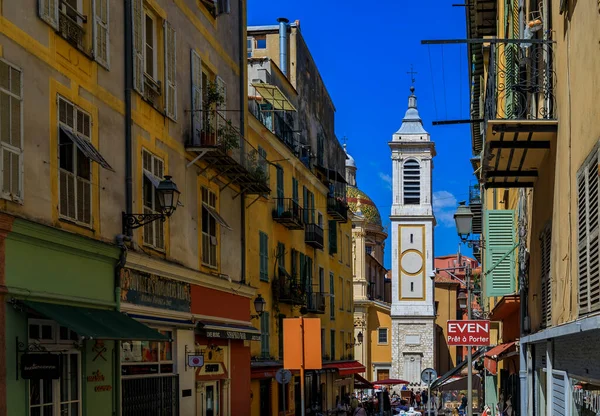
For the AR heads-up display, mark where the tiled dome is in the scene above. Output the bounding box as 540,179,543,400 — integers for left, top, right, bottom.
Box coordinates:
347,186,382,227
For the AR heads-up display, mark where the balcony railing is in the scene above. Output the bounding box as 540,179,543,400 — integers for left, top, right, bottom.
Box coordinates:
187,110,270,195
485,40,556,121
306,292,326,314
327,195,348,222
249,100,298,152
272,198,304,230
469,184,481,204
305,223,324,249
275,270,305,306
59,9,86,50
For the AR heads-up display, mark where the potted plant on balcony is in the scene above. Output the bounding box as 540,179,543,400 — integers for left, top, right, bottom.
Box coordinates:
203,82,240,152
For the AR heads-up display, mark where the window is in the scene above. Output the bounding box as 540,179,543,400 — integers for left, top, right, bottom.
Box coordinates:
378,328,388,344
318,212,323,228
255,36,267,49
339,331,344,358
366,246,373,255
142,150,165,249
278,314,285,360
199,0,230,18
38,0,109,66
319,267,325,293
132,1,177,118
258,146,268,178
328,220,337,255
346,280,352,311
577,145,600,315
330,329,335,360
216,76,226,117
247,37,254,57
540,223,552,327
316,134,324,166
202,187,218,267
403,159,420,205
291,249,298,280
345,234,351,265
303,187,315,224
259,231,269,281
339,276,344,311
58,97,92,225
292,178,299,204
260,312,270,358
329,272,335,320
0,59,23,202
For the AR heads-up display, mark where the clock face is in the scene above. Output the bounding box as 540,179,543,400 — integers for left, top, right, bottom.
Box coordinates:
401,251,423,274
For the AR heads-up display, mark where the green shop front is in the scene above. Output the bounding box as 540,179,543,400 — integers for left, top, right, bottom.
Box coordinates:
3,219,165,416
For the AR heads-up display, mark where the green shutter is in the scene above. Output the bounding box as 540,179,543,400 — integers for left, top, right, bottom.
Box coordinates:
329,220,338,255
291,249,298,281
303,186,308,223
292,178,299,203
299,253,306,290
485,210,516,297
277,242,285,269
260,312,270,358
276,166,284,214
259,232,269,282
329,272,335,319
305,256,313,294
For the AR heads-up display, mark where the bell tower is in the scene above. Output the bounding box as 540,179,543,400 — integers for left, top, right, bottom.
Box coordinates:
389,86,436,384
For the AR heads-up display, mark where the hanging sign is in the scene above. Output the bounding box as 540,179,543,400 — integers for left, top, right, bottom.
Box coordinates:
447,320,490,346
188,355,204,368
21,354,61,380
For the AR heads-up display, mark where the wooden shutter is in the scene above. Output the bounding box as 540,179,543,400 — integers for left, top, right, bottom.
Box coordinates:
93,0,109,69
328,220,337,255
540,224,552,327
190,50,202,145
216,76,226,116
550,370,569,416
577,147,600,315
260,312,270,358
131,0,144,94
259,232,269,282
485,210,516,297
164,21,177,120
299,253,306,291
38,0,58,30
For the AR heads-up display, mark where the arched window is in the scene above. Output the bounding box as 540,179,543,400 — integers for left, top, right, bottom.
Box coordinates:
403,159,420,205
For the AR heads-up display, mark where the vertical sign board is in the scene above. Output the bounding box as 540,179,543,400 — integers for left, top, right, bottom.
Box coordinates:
447,320,491,346
283,318,322,370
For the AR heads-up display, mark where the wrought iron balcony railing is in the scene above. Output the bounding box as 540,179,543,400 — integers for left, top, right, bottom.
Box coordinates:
272,198,304,230
249,100,298,152
274,270,305,306
327,195,348,222
305,223,324,249
59,9,86,50
484,40,556,121
306,292,326,314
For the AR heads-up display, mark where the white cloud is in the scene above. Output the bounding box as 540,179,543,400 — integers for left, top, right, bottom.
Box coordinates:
433,190,458,227
379,172,392,189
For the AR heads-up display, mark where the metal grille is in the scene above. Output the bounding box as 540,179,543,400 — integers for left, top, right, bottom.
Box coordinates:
122,375,179,416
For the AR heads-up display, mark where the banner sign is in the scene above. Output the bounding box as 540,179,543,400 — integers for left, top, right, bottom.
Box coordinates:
121,268,191,312
21,354,61,380
204,329,261,341
447,320,490,346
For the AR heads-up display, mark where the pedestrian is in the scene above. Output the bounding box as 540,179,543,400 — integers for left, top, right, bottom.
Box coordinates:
383,388,392,416
421,389,428,407
416,391,422,408
350,393,359,414
410,390,416,408
458,393,468,415
353,402,367,416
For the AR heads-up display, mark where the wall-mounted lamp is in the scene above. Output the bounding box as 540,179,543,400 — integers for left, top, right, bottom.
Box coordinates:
345,331,363,349
122,176,181,234
251,294,266,319
457,291,468,310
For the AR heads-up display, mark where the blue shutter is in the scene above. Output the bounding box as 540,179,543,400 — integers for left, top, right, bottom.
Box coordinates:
260,312,270,358
259,232,269,282
484,210,516,297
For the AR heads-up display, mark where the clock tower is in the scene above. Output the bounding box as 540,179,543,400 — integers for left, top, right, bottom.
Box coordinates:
389,86,436,384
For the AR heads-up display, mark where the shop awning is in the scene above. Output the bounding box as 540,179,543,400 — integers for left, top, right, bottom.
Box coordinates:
251,361,282,379
22,301,168,341
251,83,296,111
431,348,485,389
354,373,373,389
437,374,482,391
484,341,517,375
197,320,261,342
322,361,366,376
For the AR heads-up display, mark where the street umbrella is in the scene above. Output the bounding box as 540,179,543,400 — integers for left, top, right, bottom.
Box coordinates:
372,378,409,385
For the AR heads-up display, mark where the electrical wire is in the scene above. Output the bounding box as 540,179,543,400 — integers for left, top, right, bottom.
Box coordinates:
427,45,439,120
441,45,449,120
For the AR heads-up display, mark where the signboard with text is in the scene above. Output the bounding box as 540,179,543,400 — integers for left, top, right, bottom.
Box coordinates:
447,320,490,346
21,354,61,379
121,268,191,312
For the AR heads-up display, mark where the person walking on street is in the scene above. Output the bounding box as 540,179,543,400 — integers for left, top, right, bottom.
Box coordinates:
350,393,359,415
353,403,367,416
383,388,392,416
421,389,428,408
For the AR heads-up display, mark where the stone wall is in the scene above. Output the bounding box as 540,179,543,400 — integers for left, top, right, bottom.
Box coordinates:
391,317,435,384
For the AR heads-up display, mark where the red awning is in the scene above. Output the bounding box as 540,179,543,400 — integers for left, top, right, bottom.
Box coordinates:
251,362,282,379
354,373,374,389
484,342,517,375
322,361,366,376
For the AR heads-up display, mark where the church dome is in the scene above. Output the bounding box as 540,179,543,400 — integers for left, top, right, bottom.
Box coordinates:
346,186,382,227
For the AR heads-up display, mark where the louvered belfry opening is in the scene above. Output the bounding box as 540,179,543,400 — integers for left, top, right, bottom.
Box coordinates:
403,159,420,205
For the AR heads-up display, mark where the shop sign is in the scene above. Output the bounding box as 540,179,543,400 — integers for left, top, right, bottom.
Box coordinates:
205,329,261,341
121,364,159,376
87,370,112,393
21,354,61,380
573,381,600,413
447,320,490,346
121,268,191,312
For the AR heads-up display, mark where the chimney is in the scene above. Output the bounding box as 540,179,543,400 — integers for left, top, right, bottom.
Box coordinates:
277,17,289,76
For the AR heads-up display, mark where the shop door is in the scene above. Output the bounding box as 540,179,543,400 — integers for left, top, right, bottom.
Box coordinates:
259,379,271,416
122,375,179,416
204,381,219,416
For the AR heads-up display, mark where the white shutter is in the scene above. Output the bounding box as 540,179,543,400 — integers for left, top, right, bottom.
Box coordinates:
190,50,203,145
164,21,177,120
93,0,110,69
38,0,59,30
1,147,21,201
132,0,144,94
216,76,226,116
550,370,569,416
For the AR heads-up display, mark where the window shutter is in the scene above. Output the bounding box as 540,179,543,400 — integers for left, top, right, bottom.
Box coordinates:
92,0,109,69
328,220,337,255
577,148,600,315
291,249,297,280
164,21,177,120
550,370,570,416
540,224,552,327
215,0,230,15
190,50,202,145
260,312,270,358
299,253,306,291
259,232,269,282
38,0,59,30
484,210,516,297
131,0,144,94
216,76,226,115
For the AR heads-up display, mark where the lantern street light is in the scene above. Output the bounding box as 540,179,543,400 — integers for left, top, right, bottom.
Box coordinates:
122,175,181,234
454,201,474,242
345,331,363,349
457,291,468,310
251,294,267,319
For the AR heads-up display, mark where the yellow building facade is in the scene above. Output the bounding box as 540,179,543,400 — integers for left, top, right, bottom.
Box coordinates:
246,20,357,416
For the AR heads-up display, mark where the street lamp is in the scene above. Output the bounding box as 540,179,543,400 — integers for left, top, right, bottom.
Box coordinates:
454,201,474,242
122,175,181,234
251,294,267,319
457,291,468,309
345,331,363,349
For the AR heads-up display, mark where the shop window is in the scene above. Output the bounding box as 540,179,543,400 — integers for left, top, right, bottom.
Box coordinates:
121,330,173,375
142,149,165,250
0,59,23,202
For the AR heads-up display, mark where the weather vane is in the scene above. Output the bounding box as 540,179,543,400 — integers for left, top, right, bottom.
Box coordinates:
407,65,417,86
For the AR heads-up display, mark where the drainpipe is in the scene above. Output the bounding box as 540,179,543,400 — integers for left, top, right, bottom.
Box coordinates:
239,0,246,283
277,18,289,77
124,0,134,233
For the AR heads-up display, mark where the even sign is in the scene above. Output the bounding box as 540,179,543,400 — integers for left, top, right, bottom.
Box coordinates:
447,320,490,346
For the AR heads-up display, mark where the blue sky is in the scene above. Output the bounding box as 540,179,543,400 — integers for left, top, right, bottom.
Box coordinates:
248,0,475,268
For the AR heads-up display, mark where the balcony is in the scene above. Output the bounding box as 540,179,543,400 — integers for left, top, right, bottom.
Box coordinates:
327,195,348,222
482,40,557,189
274,270,305,306
469,184,482,235
186,110,270,195
306,292,326,314
305,223,324,250
249,99,298,153
272,198,304,230
59,2,86,51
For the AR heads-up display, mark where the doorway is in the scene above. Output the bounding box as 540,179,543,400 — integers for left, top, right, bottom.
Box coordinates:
259,379,271,416
203,381,219,416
